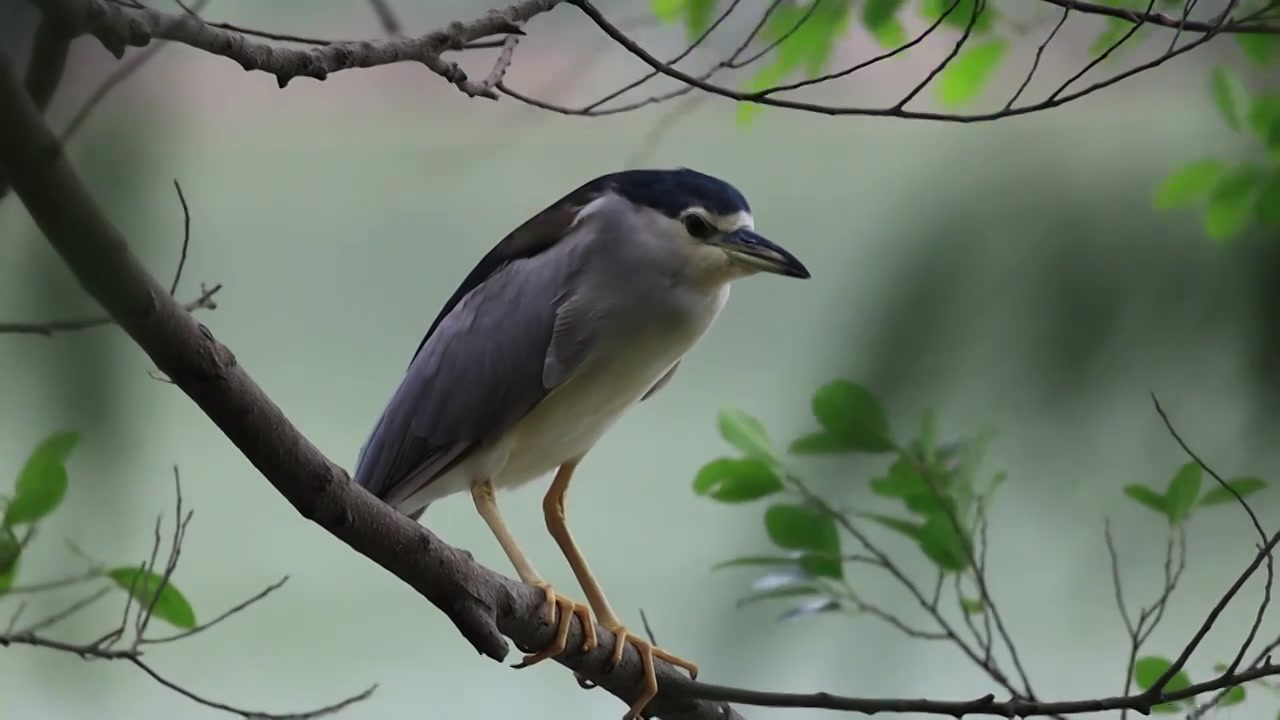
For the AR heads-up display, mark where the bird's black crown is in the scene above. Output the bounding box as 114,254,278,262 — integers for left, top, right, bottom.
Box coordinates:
605,167,751,219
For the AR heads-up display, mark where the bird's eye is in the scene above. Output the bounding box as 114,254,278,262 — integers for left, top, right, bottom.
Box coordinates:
682,214,714,239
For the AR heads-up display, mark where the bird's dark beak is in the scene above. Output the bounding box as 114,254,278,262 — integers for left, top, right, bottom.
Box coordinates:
717,228,810,279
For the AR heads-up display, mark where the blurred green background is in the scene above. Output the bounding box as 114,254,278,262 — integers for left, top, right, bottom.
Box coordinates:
2,1,1279,718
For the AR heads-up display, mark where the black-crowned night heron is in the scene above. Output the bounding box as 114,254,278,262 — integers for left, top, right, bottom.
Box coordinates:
353,167,809,719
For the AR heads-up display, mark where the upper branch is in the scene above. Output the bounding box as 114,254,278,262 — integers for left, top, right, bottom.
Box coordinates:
32,0,562,94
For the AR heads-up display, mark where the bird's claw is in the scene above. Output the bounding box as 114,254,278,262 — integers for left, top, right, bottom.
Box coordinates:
601,622,699,720
512,581,597,669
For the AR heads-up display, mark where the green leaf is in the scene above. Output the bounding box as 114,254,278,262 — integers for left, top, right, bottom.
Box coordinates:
0,529,20,594
863,0,903,29
711,554,803,571
1219,684,1246,707
800,552,844,580
1089,18,1131,59
862,0,906,47
735,583,825,608
1153,159,1223,210
1248,94,1280,142
1259,172,1280,228
680,0,716,40
717,409,776,462
106,567,197,629
937,38,1008,108
1133,656,1190,693
1204,164,1265,242
652,0,683,22
922,0,995,34
789,431,861,455
960,597,984,614
809,380,895,452
870,459,930,498
1164,462,1202,524
1237,34,1280,65
1123,484,1167,515
765,503,840,558
1199,476,1267,506
917,512,970,572
5,431,79,527
692,458,783,502
1210,65,1249,131
857,511,925,542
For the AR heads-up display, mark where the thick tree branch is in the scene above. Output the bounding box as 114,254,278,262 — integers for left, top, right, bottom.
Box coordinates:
0,14,70,201
31,0,561,95
0,51,738,720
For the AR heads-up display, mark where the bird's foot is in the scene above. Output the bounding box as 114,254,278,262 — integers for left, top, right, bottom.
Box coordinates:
601,621,699,720
512,581,597,668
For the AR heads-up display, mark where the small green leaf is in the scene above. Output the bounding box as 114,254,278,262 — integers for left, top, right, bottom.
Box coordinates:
692,458,783,502
922,0,995,33
857,511,925,542
1259,173,1280,228
106,567,196,629
800,552,844,580
1153,159,1223,210
809,380,895,453
711,554,803,571
1204,164,1265,242
870,460,929,499
1165,462,1202,524
0,529,20,594
1123,484,1167,515
1089,18,1132,59
937,38,1008,108
1210,65,1249,131
1219,684,1246,707
652,0,683,22
1150,703,1187,714
1199,477,1267,506
1248,94,1280,142
735,583,825,608
917,512,970,572
5,431,79,527
717,409,776,462
960,597,984,614
1237,34,1280,65
789,431,860,455
1133,656,1190,693
862,0,906,47
765,503,840,559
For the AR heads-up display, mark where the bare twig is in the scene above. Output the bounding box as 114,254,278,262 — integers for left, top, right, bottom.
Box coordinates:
0,174,219,336
35,0,560,95
144,576,290,645
365,0,401,36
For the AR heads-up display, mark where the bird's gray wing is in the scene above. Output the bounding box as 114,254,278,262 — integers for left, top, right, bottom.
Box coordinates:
353,236,596,507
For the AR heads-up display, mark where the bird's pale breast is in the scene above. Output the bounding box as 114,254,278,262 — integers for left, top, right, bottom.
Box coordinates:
410,282,729,507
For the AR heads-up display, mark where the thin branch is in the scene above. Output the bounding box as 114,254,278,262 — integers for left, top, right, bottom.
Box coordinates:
35,0,560,96
365,0,402,36
0,284,221,336
0,15,71,200
61,0,212,143
0,174,219,336
144,576,290,645
128,657,377,720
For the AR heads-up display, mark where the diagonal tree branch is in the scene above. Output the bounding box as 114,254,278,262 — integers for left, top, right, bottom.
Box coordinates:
0,50,739,720
31,0,562,95
0,14,71,201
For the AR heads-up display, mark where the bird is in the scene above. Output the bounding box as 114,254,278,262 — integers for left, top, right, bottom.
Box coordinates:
352,167,809,719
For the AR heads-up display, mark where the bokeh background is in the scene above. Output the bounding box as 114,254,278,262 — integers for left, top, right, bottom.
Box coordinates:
2,1,1279,718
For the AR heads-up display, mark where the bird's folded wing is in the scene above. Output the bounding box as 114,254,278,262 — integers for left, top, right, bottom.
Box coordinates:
352,241,590,505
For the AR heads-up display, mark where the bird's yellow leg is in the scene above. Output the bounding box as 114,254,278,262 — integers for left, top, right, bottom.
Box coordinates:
470,480,595,668
543,462,699,720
